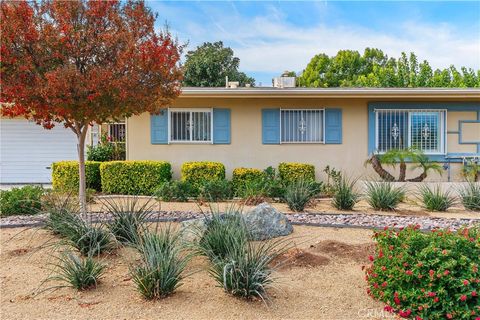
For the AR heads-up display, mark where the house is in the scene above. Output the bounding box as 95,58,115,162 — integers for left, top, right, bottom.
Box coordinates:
126,87,479,181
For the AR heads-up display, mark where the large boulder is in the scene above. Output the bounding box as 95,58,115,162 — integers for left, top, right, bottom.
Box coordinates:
180,218,207,242
244,202,293,241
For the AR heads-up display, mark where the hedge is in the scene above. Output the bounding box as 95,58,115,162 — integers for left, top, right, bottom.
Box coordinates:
52,161,102,192
232,168,265,191
181,161,225,187
278,162,315,184
100,161,172,195
0,186,44,216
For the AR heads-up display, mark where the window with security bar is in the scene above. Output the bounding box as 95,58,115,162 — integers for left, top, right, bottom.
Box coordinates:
281,109,324,143
375,109,445,154
169,109,212,142
108,123,126,142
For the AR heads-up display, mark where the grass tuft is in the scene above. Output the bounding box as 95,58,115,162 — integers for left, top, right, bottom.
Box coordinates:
331,177,360,210
418,185,455,212
283,179,320,212
365,181,405,211
459,182,480,211
131,226,190,299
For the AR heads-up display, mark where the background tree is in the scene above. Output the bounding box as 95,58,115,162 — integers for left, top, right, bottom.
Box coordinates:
183,41,255,87
1,0,183,213
297,48,480,88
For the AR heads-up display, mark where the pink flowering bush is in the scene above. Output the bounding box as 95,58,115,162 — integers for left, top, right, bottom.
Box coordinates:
366,226,480,320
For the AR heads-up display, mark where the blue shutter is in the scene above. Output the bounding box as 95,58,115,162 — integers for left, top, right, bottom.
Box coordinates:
151,109,168,144
262,109,280,144
325,108,342,144
213,108,231,144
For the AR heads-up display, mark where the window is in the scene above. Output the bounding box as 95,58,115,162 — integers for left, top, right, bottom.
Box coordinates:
169,109,212,143
375,109,445,154
108,122,125,143
281,109,324,143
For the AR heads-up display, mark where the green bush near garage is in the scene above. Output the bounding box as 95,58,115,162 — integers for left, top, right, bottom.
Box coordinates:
52,161,102,192
181,161,225,188
0,185,45,216
278,162,316,184
100,161,172,195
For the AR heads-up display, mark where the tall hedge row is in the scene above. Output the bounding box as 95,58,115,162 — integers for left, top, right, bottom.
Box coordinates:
100,161,172,195
52,161,102,191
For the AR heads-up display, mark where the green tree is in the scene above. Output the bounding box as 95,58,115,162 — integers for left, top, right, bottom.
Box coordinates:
183,41,254,87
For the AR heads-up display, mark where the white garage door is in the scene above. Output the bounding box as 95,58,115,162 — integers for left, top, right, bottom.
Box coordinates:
0,119,78,183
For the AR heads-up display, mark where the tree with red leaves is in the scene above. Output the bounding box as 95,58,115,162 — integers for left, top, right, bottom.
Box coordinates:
1,0,182,212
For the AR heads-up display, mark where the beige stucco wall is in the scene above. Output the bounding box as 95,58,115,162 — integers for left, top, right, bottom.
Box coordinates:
447,111,477,153
126,97,479,182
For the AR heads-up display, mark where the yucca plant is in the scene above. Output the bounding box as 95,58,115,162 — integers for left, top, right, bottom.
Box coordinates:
331,177,360,210
101,196,155,245
283,179,320,211
418,185,455,212
209,237,291,302
196,206,249,262
131,227,191,299
71,224,114,256
49,251,106,290
365,181,405,211
459,182,480,211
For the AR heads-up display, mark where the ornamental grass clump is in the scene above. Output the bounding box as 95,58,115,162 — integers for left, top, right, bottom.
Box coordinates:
418,185,455,212
366,226,480,320
459,182,480,211
49,251,106,290
209,237,291,302
102,196,154,245
331,177,360,210
196,207,249,262
131,227,190,299
365,181,405,211
284,179,321,211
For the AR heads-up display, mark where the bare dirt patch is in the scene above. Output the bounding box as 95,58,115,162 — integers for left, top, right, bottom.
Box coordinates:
310,240,375,264
273,248,330,269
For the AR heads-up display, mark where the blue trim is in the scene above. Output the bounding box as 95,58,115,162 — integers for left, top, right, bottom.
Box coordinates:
368,102,480,160
325,108,342,144
262,109,280,144
150,110,168,144
213,108,231,144
458,120,480,144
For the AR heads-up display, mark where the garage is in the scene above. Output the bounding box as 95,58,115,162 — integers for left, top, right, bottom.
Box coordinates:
0,119,79,184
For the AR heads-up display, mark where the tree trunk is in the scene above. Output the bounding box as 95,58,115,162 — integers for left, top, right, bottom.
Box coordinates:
398,161,406,182
369,155,395,182
77,126,88,215
407,172,427,182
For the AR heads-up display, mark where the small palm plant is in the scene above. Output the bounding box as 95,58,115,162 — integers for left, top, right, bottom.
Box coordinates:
365,181,405,211
49,251,106,290
459,182,480,211
131,226,191,299
331,177,360,210
418,185,455,212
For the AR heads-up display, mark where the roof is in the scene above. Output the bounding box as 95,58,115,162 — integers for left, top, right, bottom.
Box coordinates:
180,87,480,99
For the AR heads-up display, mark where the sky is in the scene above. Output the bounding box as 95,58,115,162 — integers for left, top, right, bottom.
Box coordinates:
148,1,480,86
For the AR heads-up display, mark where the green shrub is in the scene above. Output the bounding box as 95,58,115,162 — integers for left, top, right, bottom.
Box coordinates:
366,226,480,320
50,251,106,290
232,168,265,192
198,179,233,202
131,228,190,299
155,181,196,202
418,185,455,212
0,186,44,216
284,179,321,211
101,197,155,245
459,182,480,211
236,179,270,205
52,161,102,192
181,161,225,188
100,161,172,195
278,162,315,184
331,177,359,210
87,133,125,162
365,181,405,211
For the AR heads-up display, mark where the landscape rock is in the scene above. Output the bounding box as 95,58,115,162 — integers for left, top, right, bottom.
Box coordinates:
180,217,207,242
244,202,294,240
